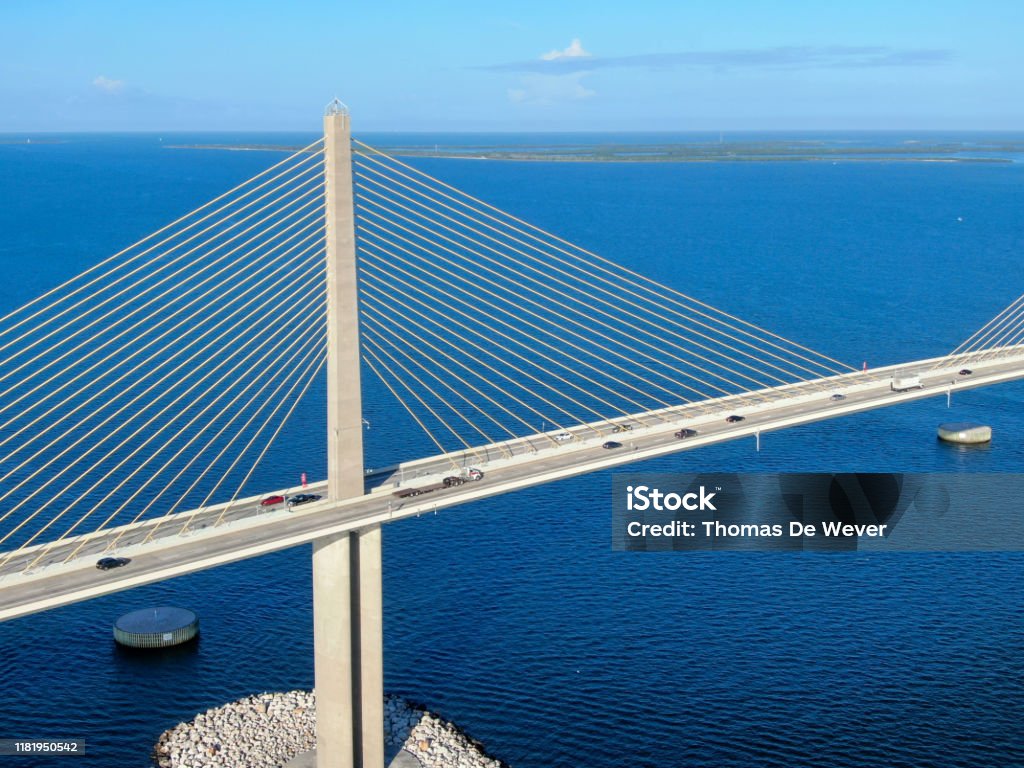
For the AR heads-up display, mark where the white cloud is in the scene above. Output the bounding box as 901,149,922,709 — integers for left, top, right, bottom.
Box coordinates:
497,39,597,107
92,76,125,94
540,38,590,61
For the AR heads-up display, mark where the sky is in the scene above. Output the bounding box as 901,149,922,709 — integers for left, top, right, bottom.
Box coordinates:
2,0,1023,132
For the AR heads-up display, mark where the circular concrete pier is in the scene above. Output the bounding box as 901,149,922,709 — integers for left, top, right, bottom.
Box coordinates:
114,606,199,648
937,422,992,445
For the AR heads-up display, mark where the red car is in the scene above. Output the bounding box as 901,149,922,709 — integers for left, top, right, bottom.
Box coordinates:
260,495,286,507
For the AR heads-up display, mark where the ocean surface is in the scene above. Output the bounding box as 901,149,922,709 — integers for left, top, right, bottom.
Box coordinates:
1,132,1023,767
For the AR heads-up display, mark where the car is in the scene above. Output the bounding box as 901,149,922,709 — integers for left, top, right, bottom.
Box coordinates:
959,368,973,376
602,440,622,449
725,415,745,423
675,428,698,439
612,424,634,433
96,556,130,571
288,493,321,506
830,393,847,401
467,468,484,480
553,432,574,442
260,495,286,507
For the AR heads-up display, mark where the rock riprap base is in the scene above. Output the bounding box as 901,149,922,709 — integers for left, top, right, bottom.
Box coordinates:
153,691,507,768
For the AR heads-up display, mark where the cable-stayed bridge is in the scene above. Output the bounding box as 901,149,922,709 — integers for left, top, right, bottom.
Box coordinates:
2,101,1024,767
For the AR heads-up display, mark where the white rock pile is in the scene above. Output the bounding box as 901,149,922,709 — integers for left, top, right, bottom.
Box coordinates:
153,691,315,767
152,690,507,768
401,703,506,768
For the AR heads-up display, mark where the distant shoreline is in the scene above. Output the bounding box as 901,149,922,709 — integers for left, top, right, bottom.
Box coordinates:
162,143,1015,164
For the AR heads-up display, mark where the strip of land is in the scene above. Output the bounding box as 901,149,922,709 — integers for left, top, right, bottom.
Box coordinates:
163,140,1021,163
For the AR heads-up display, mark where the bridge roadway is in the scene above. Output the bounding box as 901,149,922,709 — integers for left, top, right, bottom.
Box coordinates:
2,350,1022,621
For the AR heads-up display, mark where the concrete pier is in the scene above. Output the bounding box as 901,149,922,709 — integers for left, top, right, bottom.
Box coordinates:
938,422,992,444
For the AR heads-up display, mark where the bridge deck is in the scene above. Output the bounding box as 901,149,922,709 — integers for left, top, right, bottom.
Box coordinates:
2,350,1022,621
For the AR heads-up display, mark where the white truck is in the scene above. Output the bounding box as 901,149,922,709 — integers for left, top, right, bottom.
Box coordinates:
891,373,923,392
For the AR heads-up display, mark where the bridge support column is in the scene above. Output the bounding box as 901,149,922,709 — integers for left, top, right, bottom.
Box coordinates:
313,526,384,768
355,525,384,768
313,533,354,767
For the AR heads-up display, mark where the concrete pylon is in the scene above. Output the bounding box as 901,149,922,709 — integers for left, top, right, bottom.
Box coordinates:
315,101,385,768
323,104,362,502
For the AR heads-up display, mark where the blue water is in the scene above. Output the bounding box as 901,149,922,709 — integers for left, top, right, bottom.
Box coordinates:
1,133,1024,767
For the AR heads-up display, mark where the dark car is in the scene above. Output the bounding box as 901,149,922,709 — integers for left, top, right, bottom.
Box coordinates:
260,495,286,507
725,415,745,423
675,428,698,439
96,556,130,571
288,493,321,506
830,393,847,401
959,368,973,376
602,440,622,449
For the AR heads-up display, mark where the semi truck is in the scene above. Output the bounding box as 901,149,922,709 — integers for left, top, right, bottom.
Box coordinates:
392,468,484,499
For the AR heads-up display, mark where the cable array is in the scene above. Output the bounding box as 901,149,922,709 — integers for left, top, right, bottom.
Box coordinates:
0,141,326,562
0,136,878,561
352,141,856,456
935,293,1024,368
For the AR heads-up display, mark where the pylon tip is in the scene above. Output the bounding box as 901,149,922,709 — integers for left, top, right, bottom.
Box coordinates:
325,97,349,117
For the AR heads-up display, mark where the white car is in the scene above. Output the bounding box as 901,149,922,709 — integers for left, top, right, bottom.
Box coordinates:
830,393,846,401
554,432,574,442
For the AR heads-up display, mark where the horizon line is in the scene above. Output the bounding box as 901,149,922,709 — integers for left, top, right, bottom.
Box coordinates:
2,127,1024,135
